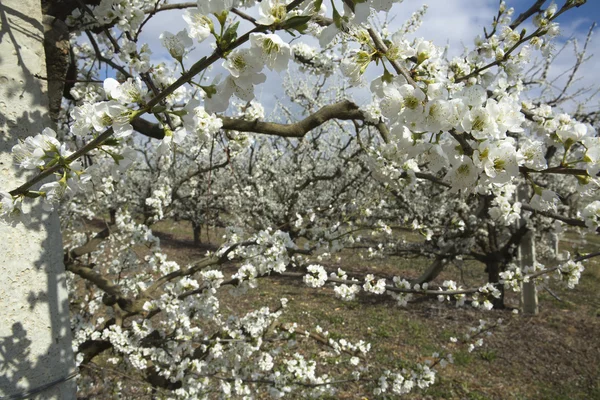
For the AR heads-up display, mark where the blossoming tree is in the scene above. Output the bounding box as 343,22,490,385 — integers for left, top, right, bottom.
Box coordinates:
1,0,598,397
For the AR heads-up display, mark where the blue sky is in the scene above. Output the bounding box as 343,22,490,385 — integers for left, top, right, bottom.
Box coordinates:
523,1,599,34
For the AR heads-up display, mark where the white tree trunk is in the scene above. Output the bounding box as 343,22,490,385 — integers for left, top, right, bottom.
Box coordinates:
0,1,76,398
517,186,539,315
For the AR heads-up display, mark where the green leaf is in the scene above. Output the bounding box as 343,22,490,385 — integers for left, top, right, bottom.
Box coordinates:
151,105,167,113
109,152,125,165
280,15,312,30
332,3,343,29
200,84,217,99
23,191,42,199
170,109,188,117
102,138,121,147
221,21,240,49
295,23,310,34
564,138,575,151
215,10,228,27
576,175,591,185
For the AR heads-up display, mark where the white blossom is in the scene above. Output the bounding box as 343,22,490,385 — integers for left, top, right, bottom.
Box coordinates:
160,29,193,61
183,9,213,43
250,33,292,72
303,264,328,288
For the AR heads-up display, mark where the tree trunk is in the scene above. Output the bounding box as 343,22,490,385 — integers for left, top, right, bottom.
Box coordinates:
410,256,448,286
486,259,505,309
0,1,76,398
410,244,455,286
518,185,539,315
193,221,202,246
519,228,539,315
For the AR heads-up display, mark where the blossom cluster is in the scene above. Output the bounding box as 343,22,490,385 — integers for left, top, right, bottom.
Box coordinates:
3,0,599,398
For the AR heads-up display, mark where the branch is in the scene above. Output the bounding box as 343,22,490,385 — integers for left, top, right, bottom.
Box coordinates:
131,117,165,139
367,27,421,92
458,0,588,83
65,263,122,298
220,100,364,138
9,126,116,196
9,1,310,197
231,8,257,25
548,22,596,106
520,203,588,229
510,0,546,29
278,271,482,296
448,129,474,156
150,2,196,13
144,241,251,295
519,165,597,177
65,225,111,262
145,255,223,294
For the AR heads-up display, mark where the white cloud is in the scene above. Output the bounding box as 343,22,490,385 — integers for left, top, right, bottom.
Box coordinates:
392,0,497,55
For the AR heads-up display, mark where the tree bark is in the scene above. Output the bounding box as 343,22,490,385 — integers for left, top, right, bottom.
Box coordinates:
518,185,539,315
486,259,506,309
0,1,76,398
192,221,202,246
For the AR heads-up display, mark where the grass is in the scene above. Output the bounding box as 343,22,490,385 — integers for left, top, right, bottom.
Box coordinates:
92,219,600,399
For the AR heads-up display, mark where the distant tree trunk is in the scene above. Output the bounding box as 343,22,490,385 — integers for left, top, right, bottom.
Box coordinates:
410,244,455,286
0,1,76,398
486,259,505,309
193,221,202,246
519,228,539,315
143,201,153,224
410,256,448,286
518,186,539,315
548,232,559,258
